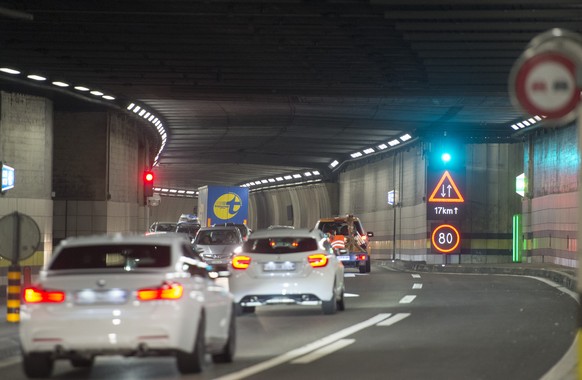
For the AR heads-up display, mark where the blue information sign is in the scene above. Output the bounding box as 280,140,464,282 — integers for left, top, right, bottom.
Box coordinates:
1,163,15,192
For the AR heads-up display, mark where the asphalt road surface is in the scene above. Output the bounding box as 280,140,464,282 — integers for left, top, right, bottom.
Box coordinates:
0,265,577,380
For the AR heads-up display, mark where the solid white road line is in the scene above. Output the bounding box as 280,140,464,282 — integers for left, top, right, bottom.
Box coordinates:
412,274,421,278
214,313,392,380
291,339,355,364
376,313,411,327
399,295,417,304
412,283,423,289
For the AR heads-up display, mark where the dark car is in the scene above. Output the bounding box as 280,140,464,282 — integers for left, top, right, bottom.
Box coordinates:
212,222,252,241
176,222,201,240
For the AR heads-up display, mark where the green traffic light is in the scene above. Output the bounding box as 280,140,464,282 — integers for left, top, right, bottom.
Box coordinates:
441,152,451,163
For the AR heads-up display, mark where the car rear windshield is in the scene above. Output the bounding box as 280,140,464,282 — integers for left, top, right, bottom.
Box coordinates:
243,237,318,254
318,221,363,235
49,244,172,270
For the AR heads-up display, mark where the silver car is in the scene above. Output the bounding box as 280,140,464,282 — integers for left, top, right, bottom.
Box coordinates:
193,227,243,269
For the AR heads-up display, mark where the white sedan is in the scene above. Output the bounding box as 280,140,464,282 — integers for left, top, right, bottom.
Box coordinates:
228,228,345,315
20,233,235,378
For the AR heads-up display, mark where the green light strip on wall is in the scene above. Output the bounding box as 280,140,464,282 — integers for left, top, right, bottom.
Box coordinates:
512,214,522,262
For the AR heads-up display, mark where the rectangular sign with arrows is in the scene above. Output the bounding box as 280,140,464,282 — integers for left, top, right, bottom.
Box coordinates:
426,168,465,220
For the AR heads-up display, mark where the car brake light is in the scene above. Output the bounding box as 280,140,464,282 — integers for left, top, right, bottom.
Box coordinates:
308,254,328,268
137,281,183,301
232,255,251,270
356,254,367,261
23,286,65,303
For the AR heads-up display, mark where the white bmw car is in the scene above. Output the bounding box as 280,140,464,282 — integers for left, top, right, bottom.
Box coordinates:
19,233,235,378
228,228,345,315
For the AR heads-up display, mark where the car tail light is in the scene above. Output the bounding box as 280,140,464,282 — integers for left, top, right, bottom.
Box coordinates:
308,254,328,268
137,281,183,301
23,286,65,303
356,254,367,261
232,255,251,270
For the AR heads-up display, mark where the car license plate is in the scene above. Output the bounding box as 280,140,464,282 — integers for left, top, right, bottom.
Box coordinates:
74,289,128,305
337,255,350,261
263,261,296,271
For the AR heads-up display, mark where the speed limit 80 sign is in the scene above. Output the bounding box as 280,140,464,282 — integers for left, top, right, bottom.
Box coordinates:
431,223,461,254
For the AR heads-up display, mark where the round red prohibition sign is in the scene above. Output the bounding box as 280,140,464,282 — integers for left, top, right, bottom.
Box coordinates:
514,52,579,119
431,224,461,254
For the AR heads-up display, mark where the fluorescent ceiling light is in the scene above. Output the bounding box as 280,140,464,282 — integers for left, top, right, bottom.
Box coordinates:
268,178,276,183
284,175,292,180
388,139,400,146
276,177,284,181
0,67,20,74
102,95,115,100
528,118,536,124
304,172,312,177
261,180,268,184
363,148,375,154
27,74,46,81
75,86,90,92
293,174,301,179
522,120,530,126
400,134,412,141
52,81,69,87
517,122,524,129
378,144,388,150
510,124,519,130
139,109,146,116
127,103,135,110
351,152,362,158
312,171,320,175
177,190,186,194
148,115,155,121
534,115,542,121
144,112,151,118
169,189,177,193
133,106,141,113
90,90,104,96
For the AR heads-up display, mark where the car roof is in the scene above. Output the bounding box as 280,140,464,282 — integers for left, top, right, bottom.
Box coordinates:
58,233,191,248
317,215,361,223
249,228,323,239
198,226,240,232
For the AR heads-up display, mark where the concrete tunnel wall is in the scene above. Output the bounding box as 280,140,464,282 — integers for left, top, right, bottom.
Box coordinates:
0,90,580,294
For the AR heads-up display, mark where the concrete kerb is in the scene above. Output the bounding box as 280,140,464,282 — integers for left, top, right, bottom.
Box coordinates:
377,260,578,292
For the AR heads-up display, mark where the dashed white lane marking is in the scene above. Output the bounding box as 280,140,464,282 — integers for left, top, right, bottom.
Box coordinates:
399,295,417,304
344,293,360,298
0,356,20,369
377,313,411,327
291,339,355,364
412,283,423,289
344,273,356,278
412,274,421,279
214,313,391,380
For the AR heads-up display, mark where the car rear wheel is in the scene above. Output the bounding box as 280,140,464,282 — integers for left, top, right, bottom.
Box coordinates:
70,356,94,368
337,287,345,311
365,258,371,273
322,286,338,315
22,352,54,378
176,314,206,374
212,306,236,363
235,303,256,316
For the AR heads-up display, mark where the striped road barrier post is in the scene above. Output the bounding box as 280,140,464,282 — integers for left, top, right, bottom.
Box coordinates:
6,264,21,323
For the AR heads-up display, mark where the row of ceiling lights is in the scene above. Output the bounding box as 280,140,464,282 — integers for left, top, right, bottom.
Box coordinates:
509,115,545,130
126,103,166,166
0,66,167,168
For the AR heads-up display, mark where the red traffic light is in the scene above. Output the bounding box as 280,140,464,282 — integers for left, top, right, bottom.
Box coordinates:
144,171,154,183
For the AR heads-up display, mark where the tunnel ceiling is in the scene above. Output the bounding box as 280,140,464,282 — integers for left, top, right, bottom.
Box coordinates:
0,1,574,189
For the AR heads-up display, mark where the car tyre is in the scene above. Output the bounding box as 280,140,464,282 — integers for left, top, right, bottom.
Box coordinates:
235,303,255,316
322,286,338,315
22,352,54,378
176,314,206,374
337,287,345,311
70,356,94,368
212,306,236,363
358,265,367,274
365,258,371,273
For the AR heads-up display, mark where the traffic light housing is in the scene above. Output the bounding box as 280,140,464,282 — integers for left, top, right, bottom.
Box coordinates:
143,170,154,197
